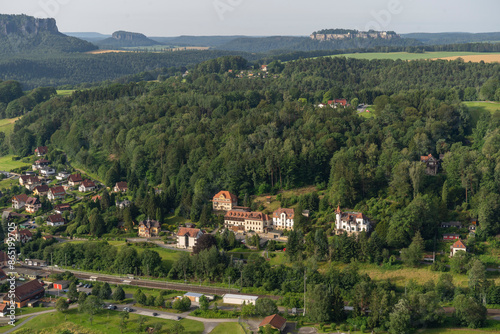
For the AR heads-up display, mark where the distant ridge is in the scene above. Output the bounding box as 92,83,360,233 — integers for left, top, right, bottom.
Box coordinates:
0,14,97,54
96,30,160,48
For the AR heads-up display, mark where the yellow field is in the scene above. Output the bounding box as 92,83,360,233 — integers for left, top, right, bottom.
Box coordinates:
85,49,133,54
433,54,500,63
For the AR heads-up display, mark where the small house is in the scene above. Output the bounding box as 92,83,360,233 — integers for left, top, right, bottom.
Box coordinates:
53,281,70,290
55,172,70,181
34,146,48,157
184,292,204,302
54,203,71,214
2,279,45,308
12,194,29,210
440,221,462,229
25,197,42,213
68,174,83,186
138,219,161,238
48,186,66,202
450,239,467,257
177,227,204,249
259,314,287,332
113,181,128,193
33,185,50,197
47,214,65,226
78,180,96,192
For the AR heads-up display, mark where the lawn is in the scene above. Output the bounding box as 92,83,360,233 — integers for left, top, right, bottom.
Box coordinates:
418,328,500,334
210,322,248,334
8,308,204,334
56,90,75,96
15,306,54,316
0,154,32,172
463,101,500,127
0,116,21,136
252,185,321,214
328,51,493,61
0,177,17,190
265,252,287,266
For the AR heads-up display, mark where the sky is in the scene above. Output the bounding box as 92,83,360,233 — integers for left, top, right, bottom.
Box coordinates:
1,0,500,36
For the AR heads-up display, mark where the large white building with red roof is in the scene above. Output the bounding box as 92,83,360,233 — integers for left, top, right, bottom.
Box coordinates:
177,227,204,249
212,191,238,211
224,210,271,233
335,205,371,235
272,208,295,230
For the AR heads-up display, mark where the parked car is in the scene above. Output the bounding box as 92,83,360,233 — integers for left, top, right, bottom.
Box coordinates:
123,307,130,312
107,305,116,310
152,312,158,316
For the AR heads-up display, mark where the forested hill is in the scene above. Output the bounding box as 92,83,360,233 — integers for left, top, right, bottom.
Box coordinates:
6,55,500,241
0,14,97,54
216,35,420,52
96,30,161,48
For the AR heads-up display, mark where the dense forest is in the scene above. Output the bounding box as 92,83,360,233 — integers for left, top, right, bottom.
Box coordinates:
1,54,500,333
4,56,500,242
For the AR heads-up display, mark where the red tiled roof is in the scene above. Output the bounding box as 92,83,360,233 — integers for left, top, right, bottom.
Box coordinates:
19,229,33,237
35,159,49,164
225,210,270,221
259,314,286,329
213,191,238,202
420,154,434,162
177,227,202,237
273,208,294,219
452,240,466,249
35,146,48,154
69,174,83,183
0,303,6,312
115,181,128,190
48,214,64,223
13,194,29,203
81,180,95,188
50,186,66,196
26,197,40,206
14,279,44,302
34,185,49,193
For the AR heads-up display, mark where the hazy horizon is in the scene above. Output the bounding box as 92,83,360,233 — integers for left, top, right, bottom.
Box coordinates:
2,0,500,37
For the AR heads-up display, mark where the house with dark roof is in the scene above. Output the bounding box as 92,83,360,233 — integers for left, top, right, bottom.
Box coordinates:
259,314,287,332
47,214,64,226
34,146,48,157
334,205,371,235
177,227,204,249
138,219,161,238
224,210,271,233
54,203,71,214
450,239,467,257
272,208,295,230
78,180,96,192
440,221,462,229
48,186,66,202
19,175,42,190
116,199,131,209
12,194,29,210
68,174,83,186
113,181,128,193
12,229,33,244
33,185,50,197
2,279,45,308
25,197,41,213
420,154,440,175
32,159,50,171
212,191,238,211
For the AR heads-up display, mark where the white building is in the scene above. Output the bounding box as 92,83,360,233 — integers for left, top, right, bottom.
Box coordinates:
450,239,467,257
335,205,371,235
222,294,258,305
272,208,294,230
177,227,204,249
224,210,271,233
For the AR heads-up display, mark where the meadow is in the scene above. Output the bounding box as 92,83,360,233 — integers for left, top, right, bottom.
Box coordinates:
464,101,500,126
0,116,21,136
0,154,32,171
4,309,203,334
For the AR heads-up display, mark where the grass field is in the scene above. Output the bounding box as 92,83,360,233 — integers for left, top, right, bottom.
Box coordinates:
252,185,320,214
56,90,75,96
6,308,204,334
0,177,17,190
0,154,32,171
328,51,498,61
0,116,21,136
210,322,248,334
464,101,500,127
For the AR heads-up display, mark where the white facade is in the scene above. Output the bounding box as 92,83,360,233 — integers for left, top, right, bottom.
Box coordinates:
222,294,258,305
335,207,371,235
272,208,294,230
